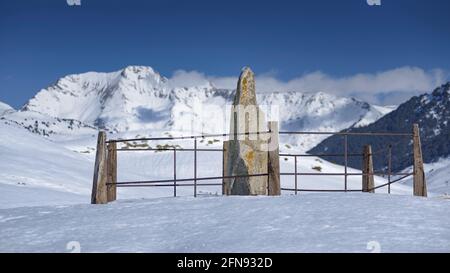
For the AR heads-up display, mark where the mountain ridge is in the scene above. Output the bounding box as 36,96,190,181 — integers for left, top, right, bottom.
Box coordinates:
310,82,450,171
4,65,393,151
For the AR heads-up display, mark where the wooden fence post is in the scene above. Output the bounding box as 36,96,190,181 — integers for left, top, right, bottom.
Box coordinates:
413,124,427,197
222,140,229,195
362,145,375,193
268,121,281,196
107,142,117,202
91,131,108,204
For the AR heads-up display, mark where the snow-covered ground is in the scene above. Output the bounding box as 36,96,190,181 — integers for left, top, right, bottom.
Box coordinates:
0,122,92,208
0,193,449,253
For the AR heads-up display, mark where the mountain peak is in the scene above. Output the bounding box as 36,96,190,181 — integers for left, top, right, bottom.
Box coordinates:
122,65,155,75
432,82,450,96
120,65,167,82
417,82,450,107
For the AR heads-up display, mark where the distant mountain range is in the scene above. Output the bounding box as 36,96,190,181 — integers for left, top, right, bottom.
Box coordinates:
310,82,450,172
1,65,392,151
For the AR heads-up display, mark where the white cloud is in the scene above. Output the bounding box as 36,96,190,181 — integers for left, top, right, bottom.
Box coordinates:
169,67,449,105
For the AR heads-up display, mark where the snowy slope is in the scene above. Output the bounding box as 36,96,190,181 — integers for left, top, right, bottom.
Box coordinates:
399,157,450,195
2,109,98,139
14,66,392,151
0,122,92,208
0,193,449,253
0,122,224,208
0,101,14,116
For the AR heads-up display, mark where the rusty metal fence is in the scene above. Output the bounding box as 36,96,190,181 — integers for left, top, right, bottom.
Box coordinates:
104,131,270,198
91,125,425,204
278,131,415,194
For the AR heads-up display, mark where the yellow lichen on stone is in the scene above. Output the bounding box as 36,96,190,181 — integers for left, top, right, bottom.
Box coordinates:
245,150,255,169
242,77,248,97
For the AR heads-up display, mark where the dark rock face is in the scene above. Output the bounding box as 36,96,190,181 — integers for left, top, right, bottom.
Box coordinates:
309,82,450,172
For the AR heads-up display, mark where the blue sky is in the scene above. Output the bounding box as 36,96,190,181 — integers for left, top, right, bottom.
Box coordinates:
1,0,450,108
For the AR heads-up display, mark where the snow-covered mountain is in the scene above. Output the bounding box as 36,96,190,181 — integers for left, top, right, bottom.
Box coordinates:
22,66,174,132
2,110,98,139
0,101,14,117
261,91,393,150
311,82,450,173
7,65,392,151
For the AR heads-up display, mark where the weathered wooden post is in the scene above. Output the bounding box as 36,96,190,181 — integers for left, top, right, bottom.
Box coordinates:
91,131,108,204
362,145,375,193
268,121,281,196
413,124,427,197
222,140,229,195
107,142,117,202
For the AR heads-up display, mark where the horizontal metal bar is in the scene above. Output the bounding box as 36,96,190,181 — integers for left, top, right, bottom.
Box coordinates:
110,173,269,186
367,173,413,191
281,188,362,192
279,153,363,157
280,172,364,176
110,180,194,185
116,148,224,152
280,172,413,176
108,130,412,143
113,172,413,186
280,131,413,137
282,174,413,193
117,183,221,188
377,173,414,177
106,131,271,143
281,173,336,176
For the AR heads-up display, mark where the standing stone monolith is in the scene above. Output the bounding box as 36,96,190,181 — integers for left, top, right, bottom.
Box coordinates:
224,67,270,195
